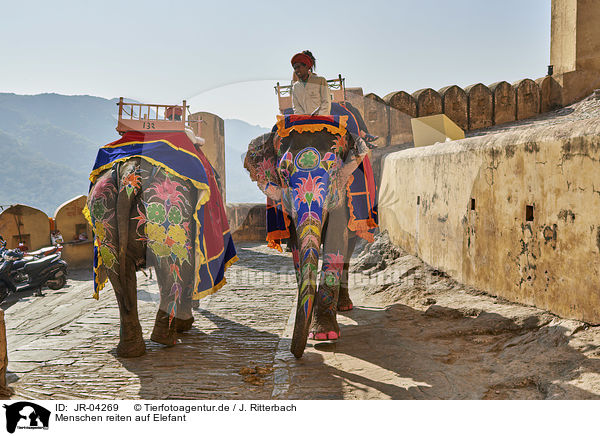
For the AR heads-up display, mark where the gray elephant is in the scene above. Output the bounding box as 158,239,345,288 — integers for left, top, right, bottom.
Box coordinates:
245,117,378,357
86,132,237,357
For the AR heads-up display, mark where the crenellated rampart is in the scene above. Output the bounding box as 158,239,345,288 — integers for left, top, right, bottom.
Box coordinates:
350,74,565,148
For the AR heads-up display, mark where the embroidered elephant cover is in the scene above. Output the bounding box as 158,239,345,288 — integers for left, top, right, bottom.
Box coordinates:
86,131,238,300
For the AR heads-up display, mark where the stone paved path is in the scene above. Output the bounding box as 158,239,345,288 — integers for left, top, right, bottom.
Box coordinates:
4,240,600,400
4,243,298,400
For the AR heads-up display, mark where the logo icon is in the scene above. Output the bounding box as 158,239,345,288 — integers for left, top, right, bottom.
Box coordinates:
3,402,50,433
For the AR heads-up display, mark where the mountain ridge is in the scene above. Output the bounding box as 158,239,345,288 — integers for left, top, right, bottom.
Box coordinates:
0,93,267,214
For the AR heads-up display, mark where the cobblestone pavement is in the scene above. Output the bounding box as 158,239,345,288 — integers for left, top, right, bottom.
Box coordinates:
3,243,300,400
3,241,446,400
5,238,600,400
4,242,402,400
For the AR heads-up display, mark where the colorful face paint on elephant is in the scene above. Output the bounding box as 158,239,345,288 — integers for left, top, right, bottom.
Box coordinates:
274,132,356,356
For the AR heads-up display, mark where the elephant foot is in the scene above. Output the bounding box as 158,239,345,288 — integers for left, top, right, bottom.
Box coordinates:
308,331,340,341
309,311,340,341
116,335,146,357
337,291,353,312
116,321,146,357
175,316,195,332
150,309,177,346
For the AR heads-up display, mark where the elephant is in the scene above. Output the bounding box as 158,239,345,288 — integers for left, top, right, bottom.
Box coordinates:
86,131,237,357
244,115,378,358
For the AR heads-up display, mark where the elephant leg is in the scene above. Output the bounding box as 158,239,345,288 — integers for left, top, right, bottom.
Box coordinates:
337,235,356,312
175,284,195,333
310,208,348,341
150,308,177,346
150,260,178,346
150,267,195,341
91,167,145,358
107,260,146,357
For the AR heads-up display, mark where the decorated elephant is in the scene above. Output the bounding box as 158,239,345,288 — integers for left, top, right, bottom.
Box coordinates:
86,131,237,357
245,115,378,358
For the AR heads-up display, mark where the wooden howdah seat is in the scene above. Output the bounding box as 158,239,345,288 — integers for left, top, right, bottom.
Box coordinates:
275,74,346,114
115,97,205,145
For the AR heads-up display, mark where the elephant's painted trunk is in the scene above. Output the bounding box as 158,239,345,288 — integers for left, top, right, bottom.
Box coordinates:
290,216,322,358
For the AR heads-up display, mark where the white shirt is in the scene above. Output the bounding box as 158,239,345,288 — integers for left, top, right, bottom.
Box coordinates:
291,73,331,115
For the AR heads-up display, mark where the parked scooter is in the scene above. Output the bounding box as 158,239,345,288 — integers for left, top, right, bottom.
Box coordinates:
0,240,68,303
25,245,63,258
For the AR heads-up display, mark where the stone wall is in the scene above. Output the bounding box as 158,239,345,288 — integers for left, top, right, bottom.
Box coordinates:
356,76,558,149
356,0,600,144
0,199,94,267
54,195,93,268
0,205,50,250
225,203,267,242
189,111,226,203
378,117,600,323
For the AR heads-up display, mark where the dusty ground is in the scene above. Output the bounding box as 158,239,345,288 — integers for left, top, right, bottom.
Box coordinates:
3,235,599,400
270,232,600,399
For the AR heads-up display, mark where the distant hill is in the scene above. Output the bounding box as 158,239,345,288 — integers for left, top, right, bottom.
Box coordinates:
0,93,268,214
223,119,269,203
0,93,118,214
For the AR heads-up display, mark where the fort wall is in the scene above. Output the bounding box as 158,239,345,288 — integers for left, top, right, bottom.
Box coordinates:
378,117,600,323
0,205,50,251
54,195,93,268
189,111,226,203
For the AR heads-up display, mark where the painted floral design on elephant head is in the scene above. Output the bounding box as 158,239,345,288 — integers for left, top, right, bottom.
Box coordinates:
257,158,277,184
294,173,326,208
277,151,294,182
332,134,348,154
295,147,320,170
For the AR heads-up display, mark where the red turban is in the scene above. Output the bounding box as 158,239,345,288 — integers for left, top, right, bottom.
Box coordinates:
291,53,313,69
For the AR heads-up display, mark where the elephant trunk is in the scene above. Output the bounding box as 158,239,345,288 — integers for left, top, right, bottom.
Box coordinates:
290,218,322,358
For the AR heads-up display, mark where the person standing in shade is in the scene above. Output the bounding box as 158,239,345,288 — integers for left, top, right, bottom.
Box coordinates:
291,51,331,116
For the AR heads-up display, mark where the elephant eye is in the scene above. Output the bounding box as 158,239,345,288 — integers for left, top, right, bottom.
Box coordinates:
278,159,291,177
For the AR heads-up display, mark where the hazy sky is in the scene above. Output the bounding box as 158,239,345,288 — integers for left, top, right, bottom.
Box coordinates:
1,0,551,127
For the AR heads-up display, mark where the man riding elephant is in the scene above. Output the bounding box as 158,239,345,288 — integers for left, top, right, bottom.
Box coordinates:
291,50,331,116
289,50,378,142
245,114,377,358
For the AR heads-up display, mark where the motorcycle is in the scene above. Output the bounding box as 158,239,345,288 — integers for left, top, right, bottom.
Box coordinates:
0,241,68,303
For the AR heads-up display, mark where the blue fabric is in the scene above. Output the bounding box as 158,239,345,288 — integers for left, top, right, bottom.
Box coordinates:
330,102,361,137
91,140,209,188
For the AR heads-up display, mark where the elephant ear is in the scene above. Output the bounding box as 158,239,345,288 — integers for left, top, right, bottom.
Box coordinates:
244,132,283,201
339,133,370,191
